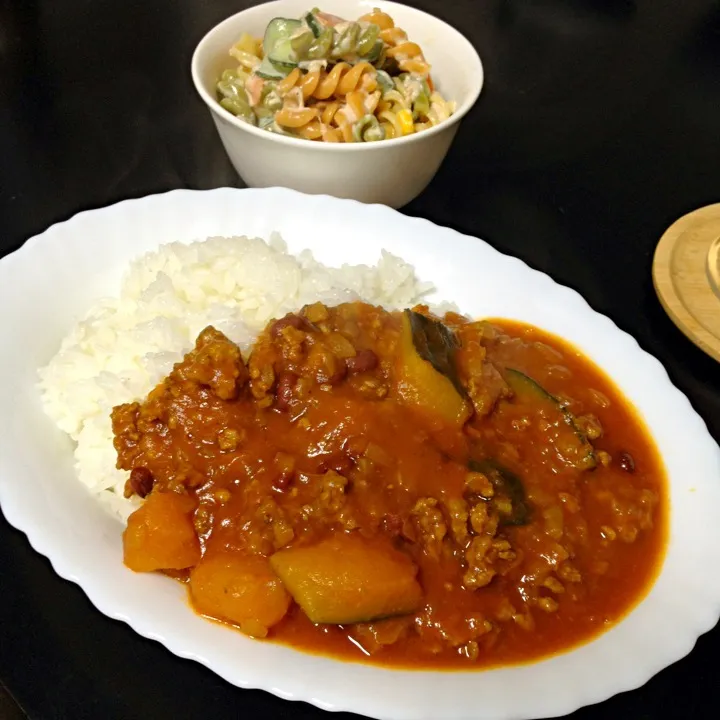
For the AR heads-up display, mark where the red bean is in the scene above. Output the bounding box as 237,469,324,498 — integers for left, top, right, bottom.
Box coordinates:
273,469,294,492
618,451,636,473
275,372,298,411
270,314,306,338
129,466,154,498
345,349,379,374
330,455,353,475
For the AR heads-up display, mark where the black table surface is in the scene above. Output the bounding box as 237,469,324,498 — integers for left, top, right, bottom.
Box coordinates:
2,0,720,718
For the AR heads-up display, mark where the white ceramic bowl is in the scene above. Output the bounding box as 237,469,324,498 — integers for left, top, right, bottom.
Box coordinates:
191,0,483,208
2,188,720,720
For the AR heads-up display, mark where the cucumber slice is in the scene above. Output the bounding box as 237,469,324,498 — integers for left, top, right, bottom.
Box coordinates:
268,37,299,71
263,17,302,56
255,56,288,80
290,28,314,57
304,11,323,38
257,114,276,129
504,369,597,471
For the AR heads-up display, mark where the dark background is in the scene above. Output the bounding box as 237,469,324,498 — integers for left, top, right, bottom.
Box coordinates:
1,0,719,718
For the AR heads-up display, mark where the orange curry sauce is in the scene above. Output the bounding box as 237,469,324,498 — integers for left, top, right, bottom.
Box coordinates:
112,303,667,669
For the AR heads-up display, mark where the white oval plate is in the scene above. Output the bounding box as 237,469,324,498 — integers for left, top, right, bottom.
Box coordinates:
1,188,719,720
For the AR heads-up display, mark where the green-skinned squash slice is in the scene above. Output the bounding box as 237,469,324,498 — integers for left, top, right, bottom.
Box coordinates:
504,368,596,471
270,533,422,625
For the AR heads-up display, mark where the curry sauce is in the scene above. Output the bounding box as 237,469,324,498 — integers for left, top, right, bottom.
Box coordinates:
112,302,666,668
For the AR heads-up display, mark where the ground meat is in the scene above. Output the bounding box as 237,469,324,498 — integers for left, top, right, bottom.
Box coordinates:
217,428,245,452
276,325,307,364
574,413,603,440
256,497,295,550
411,498,447,558
111,401,142,469
467,363,511,418
305,344,346,385
463,536,496,589
316,470,348,515
172,326,248,400
295,471,350,525
446,498,470,547
469,503,490,535
248,361,275,401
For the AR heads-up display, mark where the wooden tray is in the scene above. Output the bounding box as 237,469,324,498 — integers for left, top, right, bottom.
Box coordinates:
653,203,720,362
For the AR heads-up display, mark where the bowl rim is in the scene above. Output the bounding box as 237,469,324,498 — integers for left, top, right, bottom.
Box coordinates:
190,0,484,151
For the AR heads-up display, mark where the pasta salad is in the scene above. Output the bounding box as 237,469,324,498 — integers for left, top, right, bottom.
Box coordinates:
215,7,456,143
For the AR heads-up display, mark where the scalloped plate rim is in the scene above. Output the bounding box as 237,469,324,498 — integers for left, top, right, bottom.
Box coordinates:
0,187,719,720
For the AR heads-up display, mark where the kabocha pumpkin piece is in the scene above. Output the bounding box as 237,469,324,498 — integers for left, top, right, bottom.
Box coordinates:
394,310,471,428
123,491,200,572
468,459,531,526
504,369,596,471
270,533,423,624
190,553,291,638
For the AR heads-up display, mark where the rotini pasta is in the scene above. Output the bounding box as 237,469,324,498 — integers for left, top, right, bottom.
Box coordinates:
214,7,457,143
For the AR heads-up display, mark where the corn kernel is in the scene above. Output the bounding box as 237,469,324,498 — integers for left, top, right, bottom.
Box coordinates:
397,109,415,135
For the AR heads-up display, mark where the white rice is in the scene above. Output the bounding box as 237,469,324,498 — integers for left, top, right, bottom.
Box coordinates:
39,233,442,520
